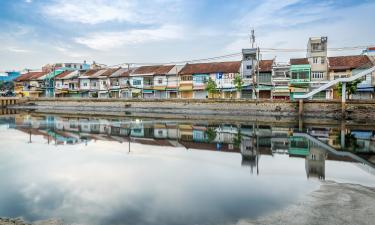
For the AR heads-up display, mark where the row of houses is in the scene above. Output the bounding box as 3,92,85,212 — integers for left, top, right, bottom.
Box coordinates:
12,38,375,100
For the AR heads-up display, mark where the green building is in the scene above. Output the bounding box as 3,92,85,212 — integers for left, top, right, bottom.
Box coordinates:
289,58,311,100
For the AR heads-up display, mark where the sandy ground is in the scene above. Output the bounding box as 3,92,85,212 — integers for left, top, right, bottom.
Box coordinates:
238,181,375,225
1,181,374,225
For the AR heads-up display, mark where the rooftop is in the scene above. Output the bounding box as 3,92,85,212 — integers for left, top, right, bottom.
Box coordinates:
290,58,309,65
328,55,373,70
179,61,241,75
132,65,175,75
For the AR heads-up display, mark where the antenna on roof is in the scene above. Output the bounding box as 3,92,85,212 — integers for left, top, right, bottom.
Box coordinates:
250,28,255,48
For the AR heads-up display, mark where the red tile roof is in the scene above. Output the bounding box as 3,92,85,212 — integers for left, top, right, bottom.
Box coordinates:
328,55,373,70
100,68,121,77
110,68,134,78
258,60,274,72
179,61,241,75
290,58,309,65
55,71,72,79
81,69,100,77
133,65,175,75
14,72,46,82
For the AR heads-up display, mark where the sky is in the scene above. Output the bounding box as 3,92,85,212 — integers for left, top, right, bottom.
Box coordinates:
0,0,374,71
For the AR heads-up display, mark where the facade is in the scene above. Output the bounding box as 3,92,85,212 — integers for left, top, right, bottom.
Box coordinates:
178,61,241,99
256,59,274,99
307,37,330,99
14,72,47,97
165,65,184,98
241,49,257,98
272,63,290,100
289,58,311,100
328,55,374,99
55,70,80,97
130,65,175,99
109,68,133,98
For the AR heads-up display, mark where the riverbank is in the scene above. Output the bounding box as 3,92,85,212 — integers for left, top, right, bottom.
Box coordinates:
8,98,375,121
239,181,375,225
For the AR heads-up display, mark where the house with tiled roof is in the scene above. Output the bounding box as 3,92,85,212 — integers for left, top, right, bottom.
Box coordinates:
109,68,133,98
14,71,48,97
289,58,311,100
256,59,275,99
178,61,241,99
54,70,80,97
328,55,374,99
130,65,177,99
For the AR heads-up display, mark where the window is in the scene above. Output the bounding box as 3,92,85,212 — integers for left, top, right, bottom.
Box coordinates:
133,80,141,85
83,83,88,87
321,57,325,64
313,57,319,64
246,65,252,70
312,72,324,79
158,78,163,84
93,82,97,87
181,75,192,81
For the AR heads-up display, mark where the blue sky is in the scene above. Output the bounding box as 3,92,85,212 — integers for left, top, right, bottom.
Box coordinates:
0,0,374,70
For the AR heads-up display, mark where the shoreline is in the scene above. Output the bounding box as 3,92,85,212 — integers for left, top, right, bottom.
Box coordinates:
7,98,375,121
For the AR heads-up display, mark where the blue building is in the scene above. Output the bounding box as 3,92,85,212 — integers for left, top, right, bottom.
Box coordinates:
0,71,21,82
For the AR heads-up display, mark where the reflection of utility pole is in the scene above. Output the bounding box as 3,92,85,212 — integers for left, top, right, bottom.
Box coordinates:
28,124,32,143
128,121,132,153
257,121,260,175
341,120,346,149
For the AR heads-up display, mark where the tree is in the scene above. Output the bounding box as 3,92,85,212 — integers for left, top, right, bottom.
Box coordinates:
233,74,244,98
337,80,361,98
233,129,242,149
205,77,218,98
206,127,217,143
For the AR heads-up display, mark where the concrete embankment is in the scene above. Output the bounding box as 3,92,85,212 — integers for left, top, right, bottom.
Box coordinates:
9,98,375,121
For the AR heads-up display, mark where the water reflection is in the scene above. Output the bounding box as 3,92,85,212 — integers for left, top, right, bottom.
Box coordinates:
6,114,375,178
0,114,374,225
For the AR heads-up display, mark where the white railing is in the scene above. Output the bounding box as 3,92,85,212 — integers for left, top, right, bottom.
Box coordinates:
294,65,375,99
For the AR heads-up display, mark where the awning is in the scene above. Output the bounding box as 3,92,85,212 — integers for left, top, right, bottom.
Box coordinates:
132,89,141,94
179,85,193,91
356,88,374,92
154,86,167,91
143,90,154,94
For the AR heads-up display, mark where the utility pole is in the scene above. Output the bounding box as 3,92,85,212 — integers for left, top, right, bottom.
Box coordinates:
250,29,257,100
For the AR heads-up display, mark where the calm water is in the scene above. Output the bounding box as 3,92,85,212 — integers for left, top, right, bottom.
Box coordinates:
0,113,374,225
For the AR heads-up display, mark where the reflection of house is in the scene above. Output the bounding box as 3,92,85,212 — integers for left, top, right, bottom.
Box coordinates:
305,147,326,180
154,124,168,139
351,130,375,153
271,127,289,154
288,136,310,157
179,124,193,141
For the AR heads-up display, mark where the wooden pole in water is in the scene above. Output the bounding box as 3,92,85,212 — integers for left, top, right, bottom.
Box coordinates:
341,82,346,117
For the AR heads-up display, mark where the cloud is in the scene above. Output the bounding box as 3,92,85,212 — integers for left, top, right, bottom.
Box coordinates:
6,47,31,53
43,0,182,25
74,25,184,50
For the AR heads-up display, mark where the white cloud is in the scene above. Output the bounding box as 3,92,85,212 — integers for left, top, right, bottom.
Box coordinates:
74,25,184,50
6,47,31,53
43,0,182,25
25,0,32,3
